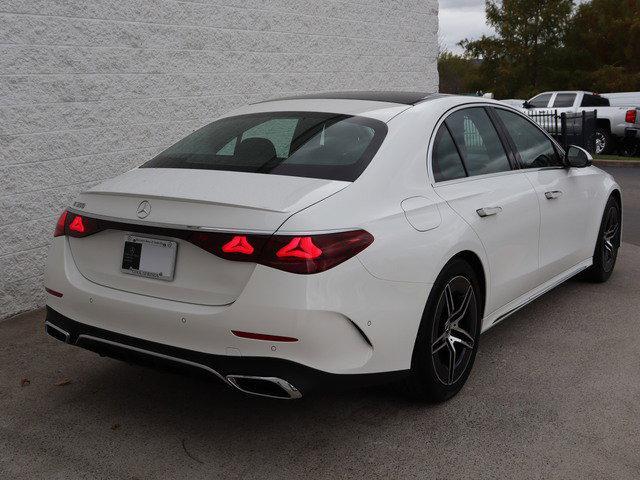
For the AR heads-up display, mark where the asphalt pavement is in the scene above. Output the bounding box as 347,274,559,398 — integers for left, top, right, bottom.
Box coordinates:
602,166,640,246
1,167,639,480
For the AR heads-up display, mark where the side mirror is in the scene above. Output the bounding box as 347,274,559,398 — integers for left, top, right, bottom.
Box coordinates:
523,101,533,109
566,145,593,168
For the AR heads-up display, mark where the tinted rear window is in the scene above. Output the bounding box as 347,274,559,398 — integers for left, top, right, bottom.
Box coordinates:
581,94,610,107
552,93,576,108
141,112,388,182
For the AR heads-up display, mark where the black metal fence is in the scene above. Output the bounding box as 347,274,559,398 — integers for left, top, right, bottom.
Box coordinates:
525,110,597,153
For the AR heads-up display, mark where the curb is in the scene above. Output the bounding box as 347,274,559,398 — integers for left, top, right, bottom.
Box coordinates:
593,160,640,168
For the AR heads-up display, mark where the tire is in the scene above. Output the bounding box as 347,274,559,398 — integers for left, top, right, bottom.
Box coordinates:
595,128,612,155
583,196,621,283
620,138,638,158
398,258,482,402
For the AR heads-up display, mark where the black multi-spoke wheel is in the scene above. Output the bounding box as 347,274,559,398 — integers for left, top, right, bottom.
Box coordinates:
430,276,477,385
399,258,482,402
584,195,621,283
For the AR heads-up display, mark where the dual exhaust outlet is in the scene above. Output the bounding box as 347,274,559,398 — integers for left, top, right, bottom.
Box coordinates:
45,321,302,400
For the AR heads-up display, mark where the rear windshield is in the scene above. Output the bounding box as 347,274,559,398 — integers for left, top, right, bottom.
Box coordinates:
141,112,388,182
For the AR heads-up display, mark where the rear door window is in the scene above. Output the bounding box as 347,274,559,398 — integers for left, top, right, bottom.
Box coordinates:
143,112,387,182
445,108,512,177
552,93,576,108
432,125,466,182
581,94,610,107
495,109,563,168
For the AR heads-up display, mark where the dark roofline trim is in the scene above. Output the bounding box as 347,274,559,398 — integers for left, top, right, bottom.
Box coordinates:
255,91,448,106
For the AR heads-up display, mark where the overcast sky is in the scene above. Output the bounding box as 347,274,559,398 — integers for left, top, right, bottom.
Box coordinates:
439,0,494,54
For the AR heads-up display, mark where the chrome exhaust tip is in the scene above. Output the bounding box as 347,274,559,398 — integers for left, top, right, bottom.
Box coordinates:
45,321,71,343
226,375,302,400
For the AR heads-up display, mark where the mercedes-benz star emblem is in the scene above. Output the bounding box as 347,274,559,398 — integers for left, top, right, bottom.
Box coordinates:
136,200,151,219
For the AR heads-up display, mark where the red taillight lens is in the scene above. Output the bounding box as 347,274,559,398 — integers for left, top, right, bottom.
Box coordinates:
626,109,637,124
53,210,68,237
54,211,101,238
261,230,374,274
222,235,255,255
189,229,374,274
68,215,85,233
189,232,269,262
276,237,322,259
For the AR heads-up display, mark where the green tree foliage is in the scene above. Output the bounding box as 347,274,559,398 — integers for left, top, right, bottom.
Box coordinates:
438,51,482,94
439,0,640,97
460,0,574,98
563,0,640,91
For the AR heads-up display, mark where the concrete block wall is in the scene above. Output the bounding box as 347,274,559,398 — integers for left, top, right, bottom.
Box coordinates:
0,0,439,319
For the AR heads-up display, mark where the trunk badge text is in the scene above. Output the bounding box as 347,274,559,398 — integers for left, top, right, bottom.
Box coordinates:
137,200,151,219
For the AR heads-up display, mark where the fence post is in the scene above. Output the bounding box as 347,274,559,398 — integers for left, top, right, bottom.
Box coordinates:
581,111,586,150
560,112,567,149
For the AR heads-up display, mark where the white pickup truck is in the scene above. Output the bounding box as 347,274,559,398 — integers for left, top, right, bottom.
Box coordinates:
522,91,640,155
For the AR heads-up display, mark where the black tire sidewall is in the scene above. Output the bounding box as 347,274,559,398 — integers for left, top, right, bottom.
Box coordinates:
409,258,483,401
589,196,620,282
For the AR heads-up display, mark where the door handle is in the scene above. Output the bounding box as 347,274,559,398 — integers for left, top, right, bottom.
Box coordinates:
476,206,503,217
545,190,563,200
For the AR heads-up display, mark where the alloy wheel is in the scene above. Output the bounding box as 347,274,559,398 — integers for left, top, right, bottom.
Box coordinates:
602,206,619,272
595,132,606,155
430,276,478,386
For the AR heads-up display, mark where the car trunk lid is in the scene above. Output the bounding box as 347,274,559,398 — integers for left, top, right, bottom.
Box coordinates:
68,168,349,305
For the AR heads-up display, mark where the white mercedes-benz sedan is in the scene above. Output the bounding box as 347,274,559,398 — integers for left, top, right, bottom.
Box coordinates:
44,92,622,401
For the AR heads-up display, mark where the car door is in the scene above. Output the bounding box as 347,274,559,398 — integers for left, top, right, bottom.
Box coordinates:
431,106,541,315
493,107,599,282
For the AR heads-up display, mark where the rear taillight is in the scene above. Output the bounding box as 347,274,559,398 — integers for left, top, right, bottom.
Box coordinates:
53,210,101,238
261,230,374,274
53,210,67,237
626,109,637,124
190,229,374,274
53,209,374,275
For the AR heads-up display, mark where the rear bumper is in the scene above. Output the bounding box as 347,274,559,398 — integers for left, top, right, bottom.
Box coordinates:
45,235,429,376
45,307,407,398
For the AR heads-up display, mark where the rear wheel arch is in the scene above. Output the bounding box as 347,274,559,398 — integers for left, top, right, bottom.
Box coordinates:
596,118,611,132
609,189,622,247
447,250,487,319
400,253,485,401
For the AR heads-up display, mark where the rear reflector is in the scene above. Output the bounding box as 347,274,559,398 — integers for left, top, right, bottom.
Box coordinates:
45,287,63,298
231,330,299,342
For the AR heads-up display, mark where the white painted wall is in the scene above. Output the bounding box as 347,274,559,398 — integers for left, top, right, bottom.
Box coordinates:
0,0,439,319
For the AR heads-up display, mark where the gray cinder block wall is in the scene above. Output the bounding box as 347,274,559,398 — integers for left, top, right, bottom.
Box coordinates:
0,0,439,319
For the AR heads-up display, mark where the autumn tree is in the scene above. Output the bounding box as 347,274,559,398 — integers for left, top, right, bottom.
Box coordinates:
563,0,640,91
459,0,574,98
438,51,482,94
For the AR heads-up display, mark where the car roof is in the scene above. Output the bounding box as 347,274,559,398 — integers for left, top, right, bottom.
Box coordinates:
257,91,444,106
